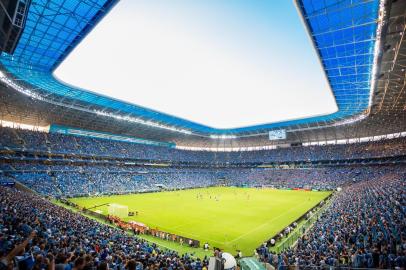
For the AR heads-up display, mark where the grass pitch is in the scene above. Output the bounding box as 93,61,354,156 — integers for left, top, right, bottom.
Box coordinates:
70,187,331,255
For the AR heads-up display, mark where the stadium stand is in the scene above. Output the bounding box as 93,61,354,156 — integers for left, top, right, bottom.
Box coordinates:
256,175,405,269
1,127,405,163
0,169,404,269
0,186,209,270
1,161,405,197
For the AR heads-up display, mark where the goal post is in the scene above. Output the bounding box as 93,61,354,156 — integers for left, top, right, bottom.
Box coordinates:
108,203,128,218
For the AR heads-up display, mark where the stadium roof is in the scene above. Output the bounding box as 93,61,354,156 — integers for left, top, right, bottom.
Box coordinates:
0,0,405,148
53,0,338,130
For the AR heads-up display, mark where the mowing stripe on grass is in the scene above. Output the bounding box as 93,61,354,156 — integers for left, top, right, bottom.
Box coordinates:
227,200,308,244
70,187,331,255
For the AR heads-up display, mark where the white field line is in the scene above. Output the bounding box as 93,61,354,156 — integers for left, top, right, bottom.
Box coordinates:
227,201,308,244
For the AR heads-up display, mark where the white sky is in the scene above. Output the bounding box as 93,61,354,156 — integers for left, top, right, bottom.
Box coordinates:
54,0,337,129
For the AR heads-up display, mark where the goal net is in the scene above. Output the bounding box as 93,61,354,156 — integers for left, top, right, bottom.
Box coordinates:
108,204,128,218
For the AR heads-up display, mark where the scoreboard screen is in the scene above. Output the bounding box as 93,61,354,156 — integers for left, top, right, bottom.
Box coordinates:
269,130,286,140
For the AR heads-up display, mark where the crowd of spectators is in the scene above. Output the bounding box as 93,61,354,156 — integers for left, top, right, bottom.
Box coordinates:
257,174,406,269
0,186,209,270
1,162,404,197
1,126,405,269
1,127,405,164
1,166,221,197
1,167,404,269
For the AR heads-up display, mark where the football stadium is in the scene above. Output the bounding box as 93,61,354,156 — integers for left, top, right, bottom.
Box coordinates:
0,0,405,269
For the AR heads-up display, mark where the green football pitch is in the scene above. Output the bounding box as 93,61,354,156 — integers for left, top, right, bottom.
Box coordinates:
70,187,331,255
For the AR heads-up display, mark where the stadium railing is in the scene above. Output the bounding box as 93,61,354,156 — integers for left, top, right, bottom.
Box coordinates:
271,193,334,253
